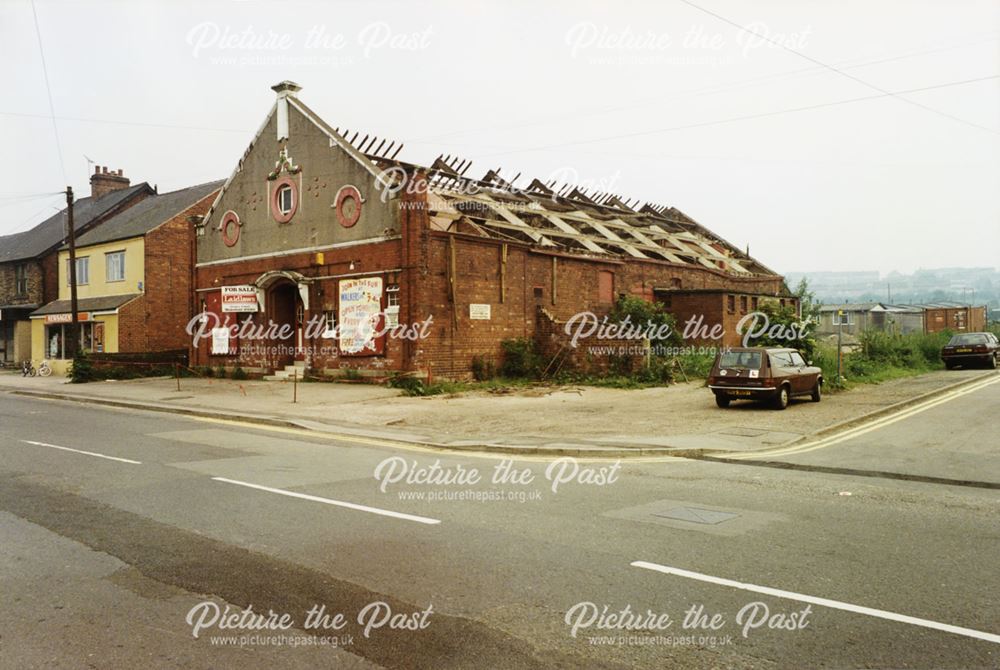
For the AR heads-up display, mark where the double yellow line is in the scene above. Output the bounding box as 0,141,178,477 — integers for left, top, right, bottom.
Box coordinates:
722,373,1000,461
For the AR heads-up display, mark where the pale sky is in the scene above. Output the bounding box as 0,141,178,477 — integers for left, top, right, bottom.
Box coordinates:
1,0,998,276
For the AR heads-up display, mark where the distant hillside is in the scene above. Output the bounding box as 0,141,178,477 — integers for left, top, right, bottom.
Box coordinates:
785,267,999,309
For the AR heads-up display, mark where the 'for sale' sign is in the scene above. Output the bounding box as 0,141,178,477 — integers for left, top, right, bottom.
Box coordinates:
221,285,259,312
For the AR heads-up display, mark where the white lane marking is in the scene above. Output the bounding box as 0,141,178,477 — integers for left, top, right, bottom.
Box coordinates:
211,476,441,526
728,375,1000,460
21,440,142,465
631,561,1000,645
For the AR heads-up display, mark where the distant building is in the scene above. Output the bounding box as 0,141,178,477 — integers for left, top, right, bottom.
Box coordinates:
817,303,923,336
896,302,987,334
818,301,987,336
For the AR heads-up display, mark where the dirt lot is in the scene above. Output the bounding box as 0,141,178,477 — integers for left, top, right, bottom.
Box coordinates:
2,368,990,450
336,369,988,446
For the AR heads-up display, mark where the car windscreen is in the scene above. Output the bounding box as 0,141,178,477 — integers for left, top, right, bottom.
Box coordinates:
719,351,762,369
948,334,988,345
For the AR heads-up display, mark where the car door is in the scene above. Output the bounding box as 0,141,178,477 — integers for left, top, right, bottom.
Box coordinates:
768,352,794,391
788,351,814,393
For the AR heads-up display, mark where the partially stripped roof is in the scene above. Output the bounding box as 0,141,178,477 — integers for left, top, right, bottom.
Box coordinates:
355,145,775,276
208,89,776,277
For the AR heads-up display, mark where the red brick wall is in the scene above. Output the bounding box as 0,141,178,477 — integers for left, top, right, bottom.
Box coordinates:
191,239,405,373
142,191,218,352
117,295,147,352
410,230,789,378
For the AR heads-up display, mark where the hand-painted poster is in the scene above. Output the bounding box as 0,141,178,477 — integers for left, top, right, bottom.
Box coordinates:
338,277,384,355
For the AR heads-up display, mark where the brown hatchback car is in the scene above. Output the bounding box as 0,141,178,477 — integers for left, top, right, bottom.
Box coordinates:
941,332,999,369
708,347,823,410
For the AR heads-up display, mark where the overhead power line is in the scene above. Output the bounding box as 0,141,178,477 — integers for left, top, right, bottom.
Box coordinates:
676,0,999,135
30,0,67,183
474,75,1000,158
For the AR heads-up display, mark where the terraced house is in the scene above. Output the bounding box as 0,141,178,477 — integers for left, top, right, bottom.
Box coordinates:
0,170,152,367
192,81,795,379
29,180,223,375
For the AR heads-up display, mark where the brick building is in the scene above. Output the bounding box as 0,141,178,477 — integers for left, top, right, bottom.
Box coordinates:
29,180,222,375
192,82,794,379
0,169,151,366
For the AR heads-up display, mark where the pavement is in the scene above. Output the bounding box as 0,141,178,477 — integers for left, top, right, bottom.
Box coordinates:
0,384,997,668
0,367,996,458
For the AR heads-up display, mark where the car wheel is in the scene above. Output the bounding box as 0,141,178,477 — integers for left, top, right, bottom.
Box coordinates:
990,354,997,370
811,381,822,402
773,386,789,410
944,361,954,370
715,394,730,408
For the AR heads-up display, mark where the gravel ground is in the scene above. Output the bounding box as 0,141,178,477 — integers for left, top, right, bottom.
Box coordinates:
2,368,990,446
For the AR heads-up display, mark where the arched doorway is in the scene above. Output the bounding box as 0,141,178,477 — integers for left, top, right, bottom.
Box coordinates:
267,280,303,369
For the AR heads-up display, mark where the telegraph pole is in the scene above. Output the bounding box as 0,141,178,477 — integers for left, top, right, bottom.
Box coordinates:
66,186,80,356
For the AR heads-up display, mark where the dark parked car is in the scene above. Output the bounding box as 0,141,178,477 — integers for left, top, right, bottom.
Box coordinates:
708,347,823,410
941,332,998,369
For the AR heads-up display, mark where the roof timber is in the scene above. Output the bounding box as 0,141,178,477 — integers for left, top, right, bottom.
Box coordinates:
429,190,755,272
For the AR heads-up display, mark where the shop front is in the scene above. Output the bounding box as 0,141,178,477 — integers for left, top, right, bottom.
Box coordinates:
29,294,139,375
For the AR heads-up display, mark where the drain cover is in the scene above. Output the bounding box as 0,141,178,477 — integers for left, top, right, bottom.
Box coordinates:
652,507,739,525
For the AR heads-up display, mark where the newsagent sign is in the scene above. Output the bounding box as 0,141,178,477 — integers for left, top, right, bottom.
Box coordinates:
221,285,259,312
339,277,384,355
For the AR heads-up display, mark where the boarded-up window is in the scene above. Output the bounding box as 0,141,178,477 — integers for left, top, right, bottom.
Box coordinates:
598,271,614,304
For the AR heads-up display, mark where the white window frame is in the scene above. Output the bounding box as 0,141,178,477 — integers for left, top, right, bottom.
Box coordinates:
832,312,854,326
322,310,337,339
277,184,295,215
105,251,126,282
67,257,89,286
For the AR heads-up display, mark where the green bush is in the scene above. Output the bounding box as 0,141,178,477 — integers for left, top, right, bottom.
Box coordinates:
232,365,249,380
69,352,97,383
471,355,496,381
500,338,542,378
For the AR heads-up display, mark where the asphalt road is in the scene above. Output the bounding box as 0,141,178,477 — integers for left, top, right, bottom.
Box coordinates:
0,386,997,669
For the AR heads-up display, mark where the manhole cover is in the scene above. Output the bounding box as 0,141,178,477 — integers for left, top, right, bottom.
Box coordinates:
652,507,739,525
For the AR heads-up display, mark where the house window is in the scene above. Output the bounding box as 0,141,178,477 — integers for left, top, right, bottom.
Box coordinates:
739,296,748,313
322,310,337,339
385,284,400,328
15,263,28,295
726,295,735,313
105,251,125,282
751,296,759,311
277,184,294,215
66,257,89,285
832,312,854,326
386,284,400,308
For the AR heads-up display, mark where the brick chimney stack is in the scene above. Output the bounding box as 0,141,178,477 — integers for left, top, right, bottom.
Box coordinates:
90,166,130,199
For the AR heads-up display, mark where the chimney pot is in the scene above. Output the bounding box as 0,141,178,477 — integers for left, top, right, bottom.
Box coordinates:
90,166,131,198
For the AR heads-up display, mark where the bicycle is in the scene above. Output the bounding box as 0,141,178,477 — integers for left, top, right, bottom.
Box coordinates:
38,360,52,377
21,360,35,377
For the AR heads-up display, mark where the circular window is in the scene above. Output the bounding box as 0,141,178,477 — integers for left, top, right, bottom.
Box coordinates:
271,176,298,223
220,210,241,247
335,185,363,228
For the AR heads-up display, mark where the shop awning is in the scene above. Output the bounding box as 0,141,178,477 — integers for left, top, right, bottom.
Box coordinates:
30,294,141,318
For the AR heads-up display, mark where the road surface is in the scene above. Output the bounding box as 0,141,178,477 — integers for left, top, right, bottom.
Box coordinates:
0,381,997,668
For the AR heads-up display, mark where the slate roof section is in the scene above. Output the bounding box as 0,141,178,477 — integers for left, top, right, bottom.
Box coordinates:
30,293,141,316
69,180,225,248
0,184,152,264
